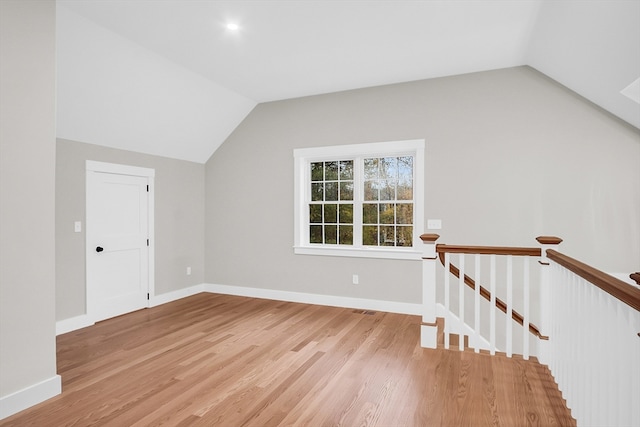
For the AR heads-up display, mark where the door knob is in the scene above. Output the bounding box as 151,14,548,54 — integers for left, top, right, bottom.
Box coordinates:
96,246,104,253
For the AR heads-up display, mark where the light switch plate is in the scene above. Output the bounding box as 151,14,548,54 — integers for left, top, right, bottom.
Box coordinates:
74,221,82,232
427,219,442,230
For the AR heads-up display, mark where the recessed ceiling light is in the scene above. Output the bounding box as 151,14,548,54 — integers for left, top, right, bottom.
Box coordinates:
226,22,240,31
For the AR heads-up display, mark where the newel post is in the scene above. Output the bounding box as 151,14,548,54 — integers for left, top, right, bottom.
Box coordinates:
536,235,562,364
420,233,440,348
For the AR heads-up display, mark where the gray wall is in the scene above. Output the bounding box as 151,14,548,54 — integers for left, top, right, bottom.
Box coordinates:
56,139,205,321
205,66,640,306
0,0,58,399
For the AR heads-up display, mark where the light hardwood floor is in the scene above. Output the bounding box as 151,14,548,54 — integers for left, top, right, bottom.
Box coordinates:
1,293,575,426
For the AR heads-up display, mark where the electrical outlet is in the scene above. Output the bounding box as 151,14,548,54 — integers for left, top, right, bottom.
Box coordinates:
186,266,191,276
352,274,359,285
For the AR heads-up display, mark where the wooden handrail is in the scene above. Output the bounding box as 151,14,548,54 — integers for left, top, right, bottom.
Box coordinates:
436,244,541,257
547,250,640,312
436,250,547,340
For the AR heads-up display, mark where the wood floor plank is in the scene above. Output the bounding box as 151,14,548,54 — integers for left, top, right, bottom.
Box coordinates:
0,293,575,426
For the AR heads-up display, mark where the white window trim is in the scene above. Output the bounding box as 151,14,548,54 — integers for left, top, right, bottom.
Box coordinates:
293,139,425,260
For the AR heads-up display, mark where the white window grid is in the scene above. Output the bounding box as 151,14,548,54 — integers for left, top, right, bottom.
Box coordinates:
294,139,425,260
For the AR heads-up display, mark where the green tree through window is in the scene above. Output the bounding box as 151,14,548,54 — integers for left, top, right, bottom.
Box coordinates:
362,156,413,247
309,160,354,245
309,156,413,247
294,139,424,259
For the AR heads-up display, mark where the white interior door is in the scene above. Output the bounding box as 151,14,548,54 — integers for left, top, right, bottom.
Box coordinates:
86,162,154,322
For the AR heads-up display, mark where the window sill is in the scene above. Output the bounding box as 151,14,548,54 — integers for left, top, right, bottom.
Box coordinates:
293,246,422,260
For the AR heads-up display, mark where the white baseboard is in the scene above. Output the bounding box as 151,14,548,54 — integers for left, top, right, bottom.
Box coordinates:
55,283,421,337
204,283,422,315
0,375,61,420
149,284,205,307
56,314,94,336
56,284,206,335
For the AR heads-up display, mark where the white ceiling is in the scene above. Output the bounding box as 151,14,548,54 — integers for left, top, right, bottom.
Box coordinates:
57,0,640,163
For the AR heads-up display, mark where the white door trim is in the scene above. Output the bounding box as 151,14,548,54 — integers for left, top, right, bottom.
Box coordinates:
85,160,155,321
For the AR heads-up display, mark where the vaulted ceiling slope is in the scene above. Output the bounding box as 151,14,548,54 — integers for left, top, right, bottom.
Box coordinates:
57,1,640,163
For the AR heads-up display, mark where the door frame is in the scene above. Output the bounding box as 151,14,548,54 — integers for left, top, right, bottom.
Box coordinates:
85,160,155,321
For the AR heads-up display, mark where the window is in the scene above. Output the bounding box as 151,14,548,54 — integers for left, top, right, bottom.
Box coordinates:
294,139,424,260
309,160,354,245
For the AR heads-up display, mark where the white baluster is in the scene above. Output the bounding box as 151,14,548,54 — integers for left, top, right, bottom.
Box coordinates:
592,290,601,425
608,296,618,426
538,258,550,365
567,273,577,417
474,254,480,353
506,255,513,358
576,273,585,423
490,254,496,355
444,252,450,350
632,309,640,426
614,298,625,426
522,256,529,360
588,279,597,425
555,266,567,410
459,254,465,351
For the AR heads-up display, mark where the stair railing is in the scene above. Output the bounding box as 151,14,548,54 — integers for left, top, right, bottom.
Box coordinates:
541,250,640,427
421,233,640,426
420,234,559,359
